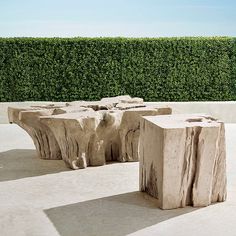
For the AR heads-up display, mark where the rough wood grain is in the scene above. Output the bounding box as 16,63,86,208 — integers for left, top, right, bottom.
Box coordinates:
8,106,62,160
8,96,171,169
139,114,227,209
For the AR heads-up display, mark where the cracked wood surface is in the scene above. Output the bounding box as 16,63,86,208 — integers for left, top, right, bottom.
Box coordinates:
8,95,171,170
139,114,227,209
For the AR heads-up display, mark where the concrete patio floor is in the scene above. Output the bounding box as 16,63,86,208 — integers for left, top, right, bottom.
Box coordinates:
0,124,236,236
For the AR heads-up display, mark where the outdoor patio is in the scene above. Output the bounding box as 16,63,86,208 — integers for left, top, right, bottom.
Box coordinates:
0,122,235,236
1,0,236,235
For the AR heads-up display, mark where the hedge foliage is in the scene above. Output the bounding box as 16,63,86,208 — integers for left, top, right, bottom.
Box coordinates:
0,37,236,102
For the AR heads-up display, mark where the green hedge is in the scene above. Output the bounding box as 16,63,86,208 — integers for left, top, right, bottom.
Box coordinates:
0,37,236,102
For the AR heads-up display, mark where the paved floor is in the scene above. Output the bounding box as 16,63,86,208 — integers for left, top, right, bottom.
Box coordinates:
0,124,235,236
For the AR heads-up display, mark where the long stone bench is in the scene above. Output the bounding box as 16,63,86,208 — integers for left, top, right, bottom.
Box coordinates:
8,95,171,169
139,114,227,209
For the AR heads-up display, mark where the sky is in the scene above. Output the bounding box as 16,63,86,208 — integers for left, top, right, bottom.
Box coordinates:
0,0,236,37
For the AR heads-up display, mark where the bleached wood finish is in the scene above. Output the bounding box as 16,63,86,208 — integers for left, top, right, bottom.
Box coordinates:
8,96,171,169
8,106,62,160
139,114,227,209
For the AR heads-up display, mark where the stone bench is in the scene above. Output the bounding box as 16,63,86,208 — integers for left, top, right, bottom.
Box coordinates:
139,114,226,209
8,95,171,169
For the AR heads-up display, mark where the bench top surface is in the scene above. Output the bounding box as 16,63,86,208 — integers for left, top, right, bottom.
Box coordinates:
143,114,222,129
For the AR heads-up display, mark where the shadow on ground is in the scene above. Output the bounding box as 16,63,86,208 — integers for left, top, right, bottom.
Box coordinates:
0,149,70,182
45,191,199,236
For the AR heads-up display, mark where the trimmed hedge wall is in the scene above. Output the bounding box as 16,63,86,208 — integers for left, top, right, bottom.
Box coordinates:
0,37,236,102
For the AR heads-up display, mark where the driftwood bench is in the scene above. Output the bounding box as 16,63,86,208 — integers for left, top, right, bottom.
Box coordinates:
139,114,227,209
8,95,171,169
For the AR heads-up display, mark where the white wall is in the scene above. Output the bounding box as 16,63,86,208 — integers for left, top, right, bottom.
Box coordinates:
146,102,236,123
1,101,236,123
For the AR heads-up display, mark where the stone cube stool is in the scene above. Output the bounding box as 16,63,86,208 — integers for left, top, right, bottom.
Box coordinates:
139,114,226,209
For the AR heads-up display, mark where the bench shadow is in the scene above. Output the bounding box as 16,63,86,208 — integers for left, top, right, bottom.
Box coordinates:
45,191,199,236
0,149,70,182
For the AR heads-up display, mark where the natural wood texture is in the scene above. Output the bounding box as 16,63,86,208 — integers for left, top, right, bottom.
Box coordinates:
8,96,171,169
8,106,62,160
139,114,227,209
